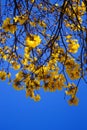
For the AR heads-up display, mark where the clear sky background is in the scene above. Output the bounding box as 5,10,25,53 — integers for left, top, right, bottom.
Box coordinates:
0,79,87,130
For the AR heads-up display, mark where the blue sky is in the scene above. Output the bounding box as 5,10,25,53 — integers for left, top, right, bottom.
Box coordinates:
0,79,87,130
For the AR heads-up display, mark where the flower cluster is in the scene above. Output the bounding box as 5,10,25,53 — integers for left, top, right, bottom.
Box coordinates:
2,18,17,34
25,34,41,48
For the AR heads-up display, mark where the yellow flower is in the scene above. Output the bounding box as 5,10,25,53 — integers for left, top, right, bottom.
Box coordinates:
65,87,77,97
34,94,41,101
66,69,80,80
14,15,28,25
13,64,20,70
43,7,47,11
16,71,24,79
65,58,75,69
39,20,47,28
66,62,80,80
67,39,80,53
13,83,24,91
43,84,49,91
14,16,19,22
26,89,35,98
11,61,20,70
25,34,41,48
0,71,7,80
66,35,72,39
21,58,28,65
81,1,86,12
68,97,79,106
2,54,7,60
7,72,11,79
30,0,35,3
68,43,79,53
2,18,17,34
9,24,17,34
57,84,63,90
2,18,10,28
30,21,36,27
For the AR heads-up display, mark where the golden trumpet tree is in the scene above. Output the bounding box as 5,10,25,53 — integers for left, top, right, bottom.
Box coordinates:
0,0,87,105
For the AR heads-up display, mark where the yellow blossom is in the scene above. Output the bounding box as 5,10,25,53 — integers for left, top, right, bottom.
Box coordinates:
43,7,47,11
16,71,24,79
0,71,7,80
2,54,7,60
21,58,28,65
67,39,79,53
66,35,72,39
7,72,11,79
13,83,24,91
25,34,41,48
2,18,10,28
65,87,78,97
14,15,28,25
68,97,79,106
2,18,17,34
34,94,41,101
81,1,86,12
39,21,47,28
26,89,35,98
66,63,80,80
68,43,80,53
30,0,35,3
11,61,21,70
9,24,17,34
30,21,36,27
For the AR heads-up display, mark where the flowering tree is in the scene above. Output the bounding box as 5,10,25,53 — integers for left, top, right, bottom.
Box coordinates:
0,0,87,105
